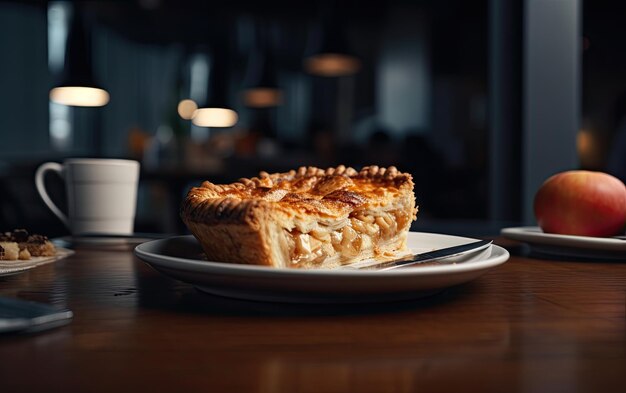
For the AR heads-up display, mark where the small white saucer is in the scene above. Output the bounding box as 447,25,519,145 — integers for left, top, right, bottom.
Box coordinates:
53,233,166,249
501,226,626,261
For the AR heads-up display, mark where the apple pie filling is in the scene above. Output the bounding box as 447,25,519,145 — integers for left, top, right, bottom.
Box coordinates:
286,208,411,267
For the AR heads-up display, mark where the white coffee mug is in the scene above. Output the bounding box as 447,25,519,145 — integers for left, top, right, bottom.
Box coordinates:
35,158,140,235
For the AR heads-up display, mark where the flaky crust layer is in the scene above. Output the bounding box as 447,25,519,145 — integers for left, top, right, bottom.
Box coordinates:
181,165,417,268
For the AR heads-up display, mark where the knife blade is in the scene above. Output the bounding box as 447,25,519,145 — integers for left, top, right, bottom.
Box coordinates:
340,239,493,271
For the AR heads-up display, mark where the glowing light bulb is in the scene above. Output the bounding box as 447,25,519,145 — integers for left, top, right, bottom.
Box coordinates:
192,108,238,127
242,88,283,108
49,86,110,107
177,99,198,119
304,53,361,77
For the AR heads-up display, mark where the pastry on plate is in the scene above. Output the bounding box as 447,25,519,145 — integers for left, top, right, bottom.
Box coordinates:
0,241,20,261
181,165,418,269
0,229,56,260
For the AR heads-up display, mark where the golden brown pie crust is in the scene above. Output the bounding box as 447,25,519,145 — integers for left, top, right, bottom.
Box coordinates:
181,165,417,269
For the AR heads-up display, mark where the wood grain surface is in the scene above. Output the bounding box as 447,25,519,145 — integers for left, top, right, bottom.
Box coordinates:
0,239,625,393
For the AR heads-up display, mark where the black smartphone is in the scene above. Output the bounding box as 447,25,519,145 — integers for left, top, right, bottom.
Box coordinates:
0,297,73,334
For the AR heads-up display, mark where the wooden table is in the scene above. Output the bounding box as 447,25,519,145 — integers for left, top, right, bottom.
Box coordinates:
1,239,624,392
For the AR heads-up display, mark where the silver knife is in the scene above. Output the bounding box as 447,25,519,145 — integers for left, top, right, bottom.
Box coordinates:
340,239,493,271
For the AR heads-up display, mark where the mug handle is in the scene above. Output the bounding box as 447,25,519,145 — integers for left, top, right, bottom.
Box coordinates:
35,162,69,229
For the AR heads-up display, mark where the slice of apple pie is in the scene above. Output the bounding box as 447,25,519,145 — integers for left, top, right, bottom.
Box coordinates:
181,165,418,269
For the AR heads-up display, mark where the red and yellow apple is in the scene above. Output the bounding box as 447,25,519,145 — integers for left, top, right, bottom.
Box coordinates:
533,170,626,237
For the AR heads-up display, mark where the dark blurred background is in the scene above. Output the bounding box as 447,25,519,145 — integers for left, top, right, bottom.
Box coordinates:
0,0,619,238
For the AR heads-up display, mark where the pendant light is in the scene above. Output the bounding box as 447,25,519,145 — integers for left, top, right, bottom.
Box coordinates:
192,45,238,128
176,50,199,120
303,7,361,77
49,3,109,107
242,22,283,108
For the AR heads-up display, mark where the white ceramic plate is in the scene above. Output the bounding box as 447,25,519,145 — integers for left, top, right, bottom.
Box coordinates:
54,234,164,248
134,232,510,303
0,248,74,277
501,226,626,260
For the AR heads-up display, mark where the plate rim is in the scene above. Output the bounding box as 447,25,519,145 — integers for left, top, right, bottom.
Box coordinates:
501,226,626,252
0,247,74,276
134,232,510,278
